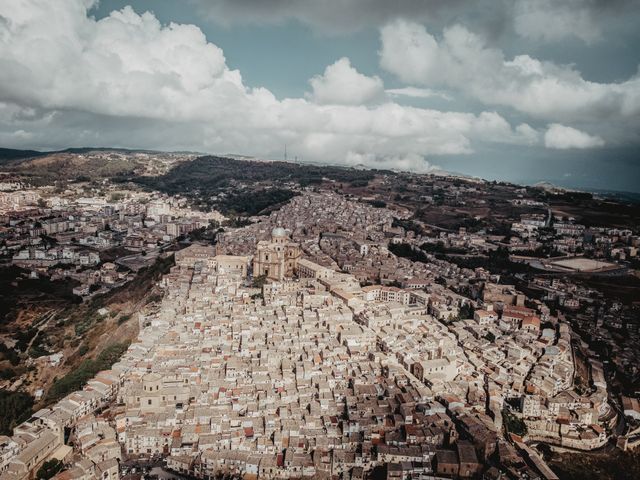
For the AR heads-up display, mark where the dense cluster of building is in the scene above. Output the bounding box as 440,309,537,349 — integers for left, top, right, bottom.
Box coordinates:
2,180,638,480
1,182,223,298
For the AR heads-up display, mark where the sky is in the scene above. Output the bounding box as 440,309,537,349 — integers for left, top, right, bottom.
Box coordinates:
0,1,639,192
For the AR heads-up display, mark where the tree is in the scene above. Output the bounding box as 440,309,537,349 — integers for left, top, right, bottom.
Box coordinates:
0,390,34,435
252,274,267,289
36,459,64,480
459,303,474,319
502,409,528,436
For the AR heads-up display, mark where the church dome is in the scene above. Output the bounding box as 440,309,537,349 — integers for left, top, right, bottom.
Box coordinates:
272,226,287,238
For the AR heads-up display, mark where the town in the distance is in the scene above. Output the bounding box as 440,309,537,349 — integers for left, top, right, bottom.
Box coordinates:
0,148,639,480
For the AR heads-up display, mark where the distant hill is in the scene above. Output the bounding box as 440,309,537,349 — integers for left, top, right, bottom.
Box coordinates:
0,146,200,184
132,155,395,215
0,146,200,163
0,147,49,164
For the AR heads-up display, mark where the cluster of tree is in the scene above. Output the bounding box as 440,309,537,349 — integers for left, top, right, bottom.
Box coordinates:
388,242,429,263
458,303,474,319
0,343,20,366
132,156,389,215
36,459,64,480
502,408,528,436
218,189,298,216
392,217,424,235
184,221,221,243
365,199,386,208
223,217,253,228
0,389,34,435
444,247,532,275
251,274,267,289
45,342,129,403
0,367,18,381
0,266,81,327
420,241,467,255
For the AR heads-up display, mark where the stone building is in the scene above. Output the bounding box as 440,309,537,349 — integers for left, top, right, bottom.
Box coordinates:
253,227,301,281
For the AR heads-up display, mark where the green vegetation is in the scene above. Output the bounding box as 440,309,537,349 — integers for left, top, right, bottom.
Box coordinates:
442,247,532,275
225,189,299,216
0,147,47,164
392,218,424,235
0,389,34,435
45,342,129,403
146,293,163,305
131,156,389,214
186,221,220,243
420,241,467,255
28,343,51,359
223,217,253,228
252,274,267,289
388,242,429,263
458,303,474,320
36,459,64,480
14,327,38,352
0,343,21,365
502,408,527,436
0,266,81,327
365,199,386,208
0,368,16,380
74,312,102,336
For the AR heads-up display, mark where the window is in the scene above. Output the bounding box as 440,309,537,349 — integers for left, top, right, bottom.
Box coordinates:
148,399,152,405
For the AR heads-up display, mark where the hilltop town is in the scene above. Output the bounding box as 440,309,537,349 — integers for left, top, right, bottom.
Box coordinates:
0,150,639,480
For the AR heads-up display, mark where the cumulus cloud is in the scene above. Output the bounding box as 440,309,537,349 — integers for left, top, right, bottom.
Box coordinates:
309,58,383,105
385,87,451,101
190,0,466,34
0,0,538,171
190,0,638,44
379,20,640,130
513,0,639,44
544,124,605,149
513,0,602,43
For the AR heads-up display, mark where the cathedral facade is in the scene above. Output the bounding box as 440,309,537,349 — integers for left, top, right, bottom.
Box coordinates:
253,227,301,281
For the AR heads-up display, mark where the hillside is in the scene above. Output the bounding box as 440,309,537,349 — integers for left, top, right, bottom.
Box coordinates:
0,254,175,430
132,155,392,215
0,147,48,164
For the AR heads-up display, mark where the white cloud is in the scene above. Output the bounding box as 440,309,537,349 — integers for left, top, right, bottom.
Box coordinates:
0,0,541,172
513,0,602,43
379,20,640,131
309,57,384,105
385,87,451,101
544,124,605,149
190,0,464,34
190,0,638,44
